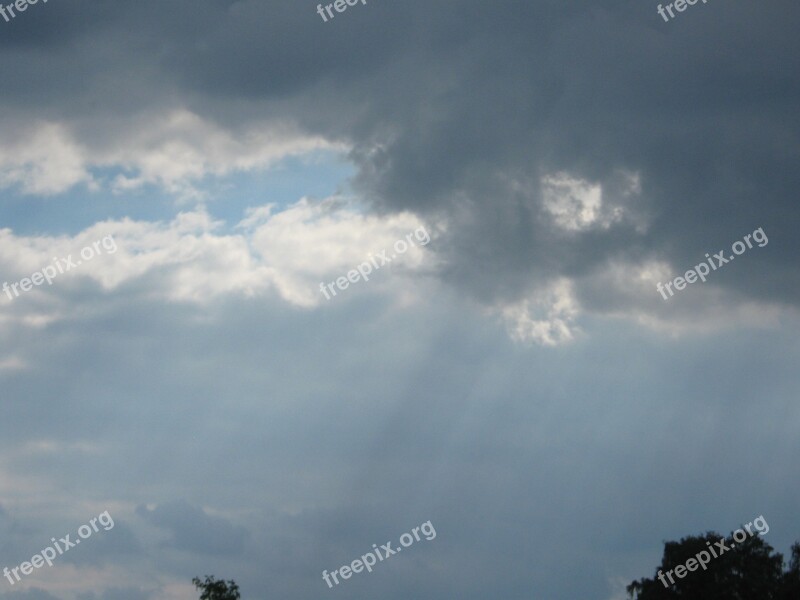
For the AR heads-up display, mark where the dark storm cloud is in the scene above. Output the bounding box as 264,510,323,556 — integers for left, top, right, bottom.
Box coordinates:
2,1,797,310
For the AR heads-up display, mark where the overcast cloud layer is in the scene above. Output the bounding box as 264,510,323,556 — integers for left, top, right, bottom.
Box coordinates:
0,1,798,598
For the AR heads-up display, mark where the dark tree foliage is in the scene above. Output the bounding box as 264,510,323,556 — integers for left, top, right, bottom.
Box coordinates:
779,543,800,600
192,575,241,600
627,531,797,600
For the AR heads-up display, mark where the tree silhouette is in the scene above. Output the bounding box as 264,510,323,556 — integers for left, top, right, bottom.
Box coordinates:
779,543,800,600
627,531,797,599
192,575,241,600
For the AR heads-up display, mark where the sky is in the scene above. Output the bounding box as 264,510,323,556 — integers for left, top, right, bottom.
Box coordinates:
0,0,798,598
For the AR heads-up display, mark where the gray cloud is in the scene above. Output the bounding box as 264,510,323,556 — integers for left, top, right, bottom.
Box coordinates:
0,280,797,597
135,501,248,557
76,587,151,600
0,590,61,600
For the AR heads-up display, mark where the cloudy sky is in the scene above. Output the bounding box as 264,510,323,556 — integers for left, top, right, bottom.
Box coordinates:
0,0,798,598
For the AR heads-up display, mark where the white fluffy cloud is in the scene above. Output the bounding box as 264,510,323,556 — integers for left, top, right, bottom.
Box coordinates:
0,122,94,195
0,198,437,322
541,171,638,232
0,111,341,199
494,278,580,346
